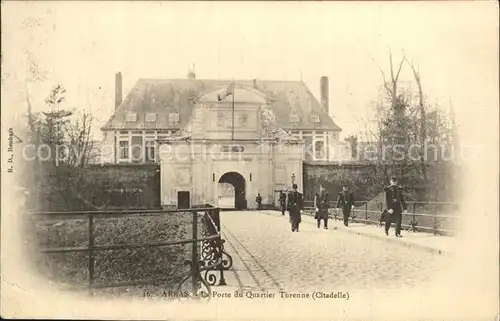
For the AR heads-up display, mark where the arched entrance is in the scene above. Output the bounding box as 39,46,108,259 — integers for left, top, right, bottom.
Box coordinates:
218,172,247,210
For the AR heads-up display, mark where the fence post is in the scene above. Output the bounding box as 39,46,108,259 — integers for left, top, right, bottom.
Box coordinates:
380,202,383,226
215,207,227,286
365,202,368,223
88,214,95,293
433,203,437,236
412,202,416,226
192,211,199,295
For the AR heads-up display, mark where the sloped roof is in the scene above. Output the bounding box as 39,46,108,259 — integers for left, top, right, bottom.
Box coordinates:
102,78,342,131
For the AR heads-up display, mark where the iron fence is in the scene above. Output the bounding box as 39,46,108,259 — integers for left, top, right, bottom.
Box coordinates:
302,200,459,236
28,205,233,300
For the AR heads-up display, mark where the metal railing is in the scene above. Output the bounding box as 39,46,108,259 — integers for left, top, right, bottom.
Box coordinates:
302,200,459,236
28,205,233,299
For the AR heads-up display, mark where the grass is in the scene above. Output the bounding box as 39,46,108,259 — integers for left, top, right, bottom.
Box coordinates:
27,212,202,297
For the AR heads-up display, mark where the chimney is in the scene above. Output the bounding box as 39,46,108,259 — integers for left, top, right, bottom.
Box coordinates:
187,63,196,79
320,76,329,115
115,72,122,110
253,79,257,88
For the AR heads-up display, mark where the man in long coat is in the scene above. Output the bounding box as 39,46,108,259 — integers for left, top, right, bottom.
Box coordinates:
287,184,304,232
255,193,262,210
384,176,407,237
279,190,287,215
336,183,355,227
314,185,329,229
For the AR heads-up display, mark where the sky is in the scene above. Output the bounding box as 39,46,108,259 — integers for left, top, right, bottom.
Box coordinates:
2,1,498,141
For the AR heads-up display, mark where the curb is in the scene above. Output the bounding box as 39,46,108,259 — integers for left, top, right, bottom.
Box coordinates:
259,210,452,256
331,224,451,256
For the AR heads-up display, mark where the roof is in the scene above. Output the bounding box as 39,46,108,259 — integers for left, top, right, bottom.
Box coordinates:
102,78,342,131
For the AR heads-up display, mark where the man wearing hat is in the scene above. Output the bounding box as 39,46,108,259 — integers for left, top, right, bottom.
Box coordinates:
336,182,355,227
279,189,287,215
384,176,407,237
314,185,329,229
287,183,304,232
255,193,262,210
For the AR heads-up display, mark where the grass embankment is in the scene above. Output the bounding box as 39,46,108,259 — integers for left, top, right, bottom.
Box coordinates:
28,213,200,297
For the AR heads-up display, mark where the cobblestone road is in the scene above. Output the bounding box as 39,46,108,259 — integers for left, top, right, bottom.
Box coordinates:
220,210,451,293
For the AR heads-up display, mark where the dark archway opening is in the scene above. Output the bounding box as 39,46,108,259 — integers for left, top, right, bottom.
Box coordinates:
218,172,247,210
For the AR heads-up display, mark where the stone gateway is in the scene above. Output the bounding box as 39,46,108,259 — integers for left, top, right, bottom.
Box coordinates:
100,75,343,209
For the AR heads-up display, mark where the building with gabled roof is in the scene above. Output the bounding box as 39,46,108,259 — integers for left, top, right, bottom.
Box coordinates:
99,72,345,209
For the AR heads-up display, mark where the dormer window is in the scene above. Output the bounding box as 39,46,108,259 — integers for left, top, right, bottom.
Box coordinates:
310,114,320,123
145,113,157,123
125,112,137,122
289,114,300,123
168,113,180,124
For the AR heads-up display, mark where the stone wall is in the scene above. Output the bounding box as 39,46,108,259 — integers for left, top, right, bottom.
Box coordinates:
302,163,375,203
36,163,161,212
302,162,458,204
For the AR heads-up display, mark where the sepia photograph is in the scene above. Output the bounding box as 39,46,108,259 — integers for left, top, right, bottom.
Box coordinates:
1,1,498,320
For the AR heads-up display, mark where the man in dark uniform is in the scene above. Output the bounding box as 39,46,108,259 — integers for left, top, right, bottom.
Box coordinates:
279,190,287,215
314,185,329,229
379,208,388,227
336,183,355,227
255,193,262,210
287,184,303,232
384,176,407,237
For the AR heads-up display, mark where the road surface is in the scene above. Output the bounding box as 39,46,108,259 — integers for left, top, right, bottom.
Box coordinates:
219,210,451,293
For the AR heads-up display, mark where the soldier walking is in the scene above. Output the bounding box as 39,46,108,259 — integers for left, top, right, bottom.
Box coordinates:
279,190,287,215
255,193,262,210
384,176,407,237
336,183,355,227
287,184,304,232
314,185,329,229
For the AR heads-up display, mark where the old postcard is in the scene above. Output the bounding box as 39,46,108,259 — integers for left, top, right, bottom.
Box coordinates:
1,1,498,320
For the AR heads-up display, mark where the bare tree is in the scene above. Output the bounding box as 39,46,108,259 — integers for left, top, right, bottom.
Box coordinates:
360,51,456,201
373,50,406,108
66,112,95,167
372,50,411,181
405,57,428,187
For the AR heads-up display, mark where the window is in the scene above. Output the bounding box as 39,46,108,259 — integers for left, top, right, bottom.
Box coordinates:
125,113,137,122
145,113,156,123
168,113,180,124
289,114,300,123
131,136,143,163
220,145,244,153
315,141,325,160
310,114,320,123
119,141,129,160
145,140,156,162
